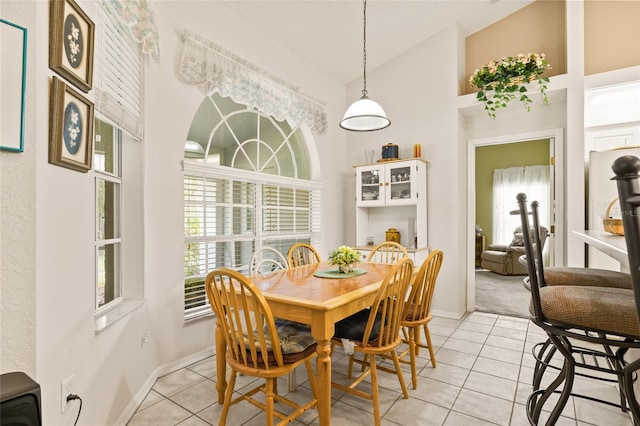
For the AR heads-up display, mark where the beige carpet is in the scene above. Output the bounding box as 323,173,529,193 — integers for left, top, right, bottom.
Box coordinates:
474,270,531,318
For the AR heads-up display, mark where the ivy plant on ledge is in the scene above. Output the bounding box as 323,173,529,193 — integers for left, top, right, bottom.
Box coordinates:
469,53,551,119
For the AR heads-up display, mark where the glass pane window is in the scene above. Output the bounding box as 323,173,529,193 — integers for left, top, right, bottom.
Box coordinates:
91,1,144,328
97,179,120,240
95,118,123,310
185,93,310,180
94,118,121,176
97,243,121,308
182,95,320,319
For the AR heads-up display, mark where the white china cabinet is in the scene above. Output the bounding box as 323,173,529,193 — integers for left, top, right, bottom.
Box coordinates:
354,159,429,264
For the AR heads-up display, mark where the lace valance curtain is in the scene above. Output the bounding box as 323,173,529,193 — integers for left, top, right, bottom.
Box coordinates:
178,30,328,135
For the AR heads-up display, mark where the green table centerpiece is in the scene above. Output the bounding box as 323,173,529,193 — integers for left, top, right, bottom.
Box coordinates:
328,245,361,273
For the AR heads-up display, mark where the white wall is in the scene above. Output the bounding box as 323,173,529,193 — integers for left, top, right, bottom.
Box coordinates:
340,0,610,319
1,1,347,425
3,0,639,424
33,0,154,423
0,0,37,377
343,25,468,318
144,0,347,375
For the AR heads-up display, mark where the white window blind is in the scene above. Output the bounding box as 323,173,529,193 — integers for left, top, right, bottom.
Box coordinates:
94,1,143,139
183,166,321,319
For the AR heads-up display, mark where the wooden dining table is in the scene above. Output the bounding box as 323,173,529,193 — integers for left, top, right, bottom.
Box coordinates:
214,261,395,426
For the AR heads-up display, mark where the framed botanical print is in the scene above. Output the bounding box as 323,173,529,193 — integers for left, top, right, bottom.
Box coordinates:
49,76,94,172
49,0,94,92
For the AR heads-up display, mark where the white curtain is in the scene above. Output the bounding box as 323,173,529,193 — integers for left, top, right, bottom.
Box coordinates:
492,165,550,244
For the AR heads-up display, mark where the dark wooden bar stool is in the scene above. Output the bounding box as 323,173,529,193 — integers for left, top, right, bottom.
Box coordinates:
516,193,640,425
519,200,636,412
612,154,640,423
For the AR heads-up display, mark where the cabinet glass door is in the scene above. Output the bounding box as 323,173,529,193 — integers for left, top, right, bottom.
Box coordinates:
387,165,412,202
360,168,381,202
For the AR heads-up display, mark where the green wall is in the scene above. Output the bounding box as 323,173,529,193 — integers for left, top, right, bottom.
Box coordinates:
475,139,550,246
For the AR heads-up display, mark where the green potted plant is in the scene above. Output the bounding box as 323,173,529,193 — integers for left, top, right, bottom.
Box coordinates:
469,53,551,119
328,245,361,273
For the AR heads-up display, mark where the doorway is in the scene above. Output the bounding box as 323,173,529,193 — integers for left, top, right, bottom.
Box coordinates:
467,129,565,314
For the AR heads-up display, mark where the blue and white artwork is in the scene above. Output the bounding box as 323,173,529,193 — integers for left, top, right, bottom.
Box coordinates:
63,101,82,155
63,13,83,69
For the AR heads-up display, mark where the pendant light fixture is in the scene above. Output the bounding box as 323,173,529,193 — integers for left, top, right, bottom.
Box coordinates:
340,0,390,132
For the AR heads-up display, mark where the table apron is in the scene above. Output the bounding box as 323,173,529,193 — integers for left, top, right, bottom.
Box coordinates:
267,292,378,341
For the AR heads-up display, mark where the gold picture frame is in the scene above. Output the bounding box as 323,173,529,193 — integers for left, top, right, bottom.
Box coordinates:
49,0,94,92
49,76,94,172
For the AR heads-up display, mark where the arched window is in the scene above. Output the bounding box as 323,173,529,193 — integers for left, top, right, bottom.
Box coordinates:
182,93,321,318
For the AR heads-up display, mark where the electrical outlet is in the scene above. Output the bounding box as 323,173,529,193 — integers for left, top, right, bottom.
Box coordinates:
143,330,149,343
60,375,75,413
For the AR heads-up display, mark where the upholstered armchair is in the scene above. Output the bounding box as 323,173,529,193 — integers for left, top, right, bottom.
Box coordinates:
480,226,548,275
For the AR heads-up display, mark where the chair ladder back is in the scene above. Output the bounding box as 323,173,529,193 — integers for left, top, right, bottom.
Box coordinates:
613,155,640,324
363,257,414,347
530,201,548,286
249,247,288,276
405,250,443,321
205,268,284,369
516,193,543,320
287,243,321,268
367,241,408,264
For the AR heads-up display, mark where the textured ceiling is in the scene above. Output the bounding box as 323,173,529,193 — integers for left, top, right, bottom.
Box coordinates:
220,0,535,84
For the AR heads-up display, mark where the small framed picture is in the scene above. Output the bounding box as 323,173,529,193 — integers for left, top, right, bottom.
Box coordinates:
49,76,94,172
49,0,94,92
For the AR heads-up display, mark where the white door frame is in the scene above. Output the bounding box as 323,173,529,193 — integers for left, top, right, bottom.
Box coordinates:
466,128,565,312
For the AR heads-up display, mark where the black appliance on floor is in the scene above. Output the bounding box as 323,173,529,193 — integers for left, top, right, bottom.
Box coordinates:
0,372,42,426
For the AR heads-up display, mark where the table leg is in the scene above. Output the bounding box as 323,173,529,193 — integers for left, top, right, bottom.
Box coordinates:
215,319,227,404
315,338,332,426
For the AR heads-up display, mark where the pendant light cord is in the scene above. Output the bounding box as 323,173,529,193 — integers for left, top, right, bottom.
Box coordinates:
339,0,390,131
362,0,368,97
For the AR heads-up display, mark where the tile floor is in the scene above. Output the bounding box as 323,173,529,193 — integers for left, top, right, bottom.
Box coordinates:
127,312,635,426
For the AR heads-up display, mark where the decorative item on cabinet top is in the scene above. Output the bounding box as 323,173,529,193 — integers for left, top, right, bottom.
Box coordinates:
353,156,428,168
385,228,400,243
380,142,398,160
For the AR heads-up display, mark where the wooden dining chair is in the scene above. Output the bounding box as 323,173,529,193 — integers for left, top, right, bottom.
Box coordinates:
205,268,318,426
249,247,288,276
366,241,408,264
330,257,414,426
248,246,302,391
516,193,640,425
286,243,321,268
397,249,443,389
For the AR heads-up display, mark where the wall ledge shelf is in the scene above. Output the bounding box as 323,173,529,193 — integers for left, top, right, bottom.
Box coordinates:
457,74,569,119
584,66,640,90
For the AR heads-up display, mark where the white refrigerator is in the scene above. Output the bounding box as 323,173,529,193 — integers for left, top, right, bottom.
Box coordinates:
588,146,640,270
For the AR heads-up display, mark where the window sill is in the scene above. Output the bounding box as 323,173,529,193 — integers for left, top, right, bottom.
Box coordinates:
184,305,214,323
94,298,146,334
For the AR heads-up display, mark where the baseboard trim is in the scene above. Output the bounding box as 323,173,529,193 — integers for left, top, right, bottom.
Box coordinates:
113,346,215,426
431,308,466,320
